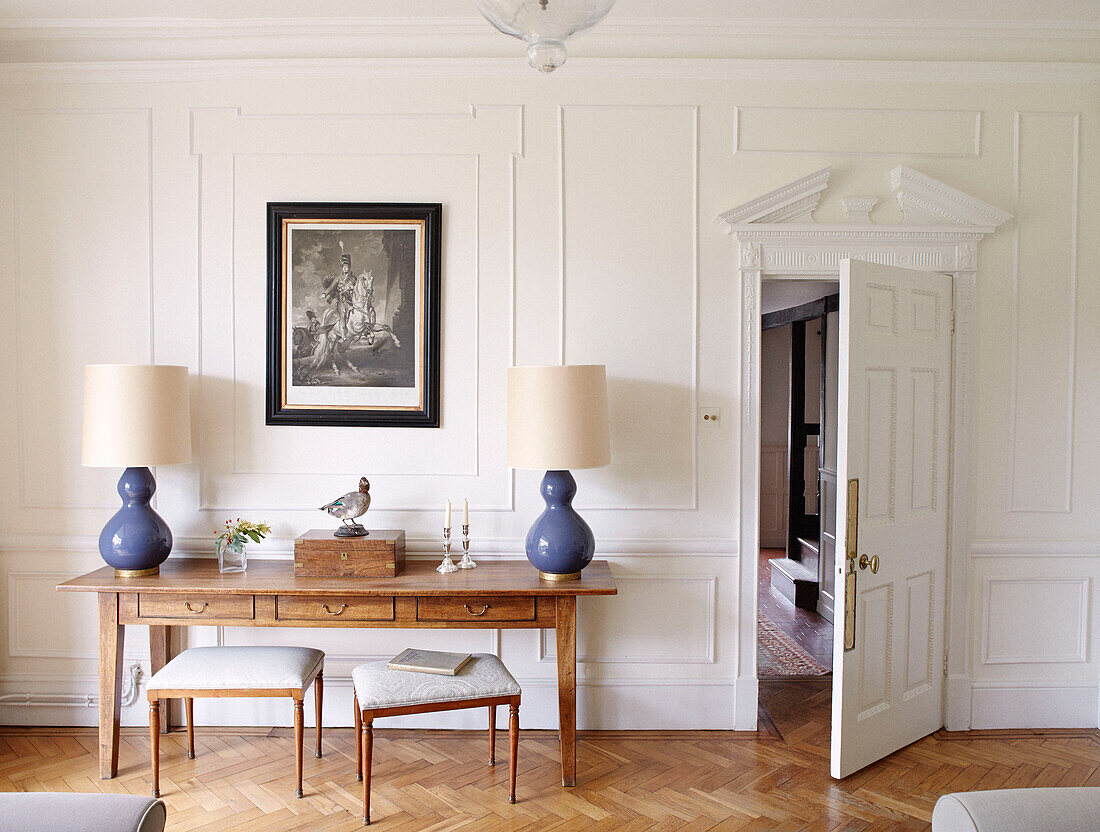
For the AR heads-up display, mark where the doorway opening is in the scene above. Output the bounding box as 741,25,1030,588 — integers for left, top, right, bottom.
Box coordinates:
757,279,839,680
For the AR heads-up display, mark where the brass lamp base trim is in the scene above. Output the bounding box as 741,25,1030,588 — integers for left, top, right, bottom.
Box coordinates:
539,570,581,582
114,566,160,578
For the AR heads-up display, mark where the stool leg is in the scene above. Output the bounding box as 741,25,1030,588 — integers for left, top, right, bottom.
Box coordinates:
488,705,497,766
294,698,304,798
314,671,324,759
362,717,373,825
354,695,363,782
508,702,519,804
185,697,195,759
149,700,160,798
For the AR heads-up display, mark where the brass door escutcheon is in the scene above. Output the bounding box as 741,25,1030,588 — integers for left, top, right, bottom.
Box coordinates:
843,479,859,651
858,553,880,573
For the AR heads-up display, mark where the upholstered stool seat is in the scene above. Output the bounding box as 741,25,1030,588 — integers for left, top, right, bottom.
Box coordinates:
352,653,522,824
148,646,324,691
351,654,520,709
146,646,324,799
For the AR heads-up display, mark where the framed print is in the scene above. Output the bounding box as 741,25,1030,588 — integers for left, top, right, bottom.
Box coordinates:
266,202,441,427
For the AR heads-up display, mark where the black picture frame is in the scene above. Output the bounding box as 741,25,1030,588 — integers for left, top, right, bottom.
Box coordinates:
266,202,442,427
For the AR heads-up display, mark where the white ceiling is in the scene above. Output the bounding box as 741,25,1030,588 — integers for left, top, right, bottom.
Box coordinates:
0,0,1094,63
0,0,1096,22
762,282,840,317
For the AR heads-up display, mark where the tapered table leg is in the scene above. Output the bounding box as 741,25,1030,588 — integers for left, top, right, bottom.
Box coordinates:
294,698,304,798
149,625,170,734
185,698,195,759
354,696,362,782
488,705,497,765
363,718,373,824
555,595,577,787
314,671,324,758
149,700,160,797
98,592,124,779
508,702,519,804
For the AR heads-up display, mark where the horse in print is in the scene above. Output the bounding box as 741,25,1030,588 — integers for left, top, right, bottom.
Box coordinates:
299,271,401,382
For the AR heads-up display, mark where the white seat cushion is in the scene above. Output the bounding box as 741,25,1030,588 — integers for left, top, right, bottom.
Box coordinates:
352,653,520,710
147,646,324,692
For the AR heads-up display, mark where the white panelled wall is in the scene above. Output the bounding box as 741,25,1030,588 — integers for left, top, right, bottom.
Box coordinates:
0,55,1097,731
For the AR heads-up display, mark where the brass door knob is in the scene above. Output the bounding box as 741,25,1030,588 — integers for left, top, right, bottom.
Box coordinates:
858,554,880,574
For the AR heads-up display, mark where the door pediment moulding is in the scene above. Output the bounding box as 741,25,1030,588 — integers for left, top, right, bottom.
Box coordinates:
718,165,1011,732
718,165,1012,276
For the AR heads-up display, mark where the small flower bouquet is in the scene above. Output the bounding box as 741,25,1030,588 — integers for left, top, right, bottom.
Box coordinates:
215,518,271,574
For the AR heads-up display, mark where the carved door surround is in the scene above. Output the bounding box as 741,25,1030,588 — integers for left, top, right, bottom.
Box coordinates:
718,165,1012,731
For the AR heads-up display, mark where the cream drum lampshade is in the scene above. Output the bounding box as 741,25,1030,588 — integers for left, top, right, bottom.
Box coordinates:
507,364,610,470
507,364,610,580
82,364,192,467
82,364,192,576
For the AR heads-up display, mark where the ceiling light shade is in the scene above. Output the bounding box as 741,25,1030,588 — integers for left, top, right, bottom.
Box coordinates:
474,0,616,72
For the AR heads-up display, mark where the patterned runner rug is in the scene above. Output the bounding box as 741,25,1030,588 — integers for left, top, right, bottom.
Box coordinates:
758,614,830,677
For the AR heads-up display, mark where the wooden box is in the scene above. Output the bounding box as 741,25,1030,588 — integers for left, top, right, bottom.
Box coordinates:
293,529,406,578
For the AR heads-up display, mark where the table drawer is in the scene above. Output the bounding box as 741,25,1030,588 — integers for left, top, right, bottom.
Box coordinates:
136,594,254,620
417,595,535,622
276,595,395,622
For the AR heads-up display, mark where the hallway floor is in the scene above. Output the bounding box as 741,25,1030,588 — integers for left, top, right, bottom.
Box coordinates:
759,548,834,670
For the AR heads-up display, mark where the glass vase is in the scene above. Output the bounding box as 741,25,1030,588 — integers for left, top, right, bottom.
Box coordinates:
217,536,247,574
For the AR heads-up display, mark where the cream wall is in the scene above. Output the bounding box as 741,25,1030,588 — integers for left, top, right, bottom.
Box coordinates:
0,57,1097,730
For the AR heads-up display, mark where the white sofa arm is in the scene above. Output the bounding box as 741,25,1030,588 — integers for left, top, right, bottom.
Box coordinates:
933,788,1100,832
0,793,166,832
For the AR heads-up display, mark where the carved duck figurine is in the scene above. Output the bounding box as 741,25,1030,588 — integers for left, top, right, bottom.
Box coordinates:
320,477,370,537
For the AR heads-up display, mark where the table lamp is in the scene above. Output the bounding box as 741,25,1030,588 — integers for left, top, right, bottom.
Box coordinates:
82,364,192,576
507,364,610,580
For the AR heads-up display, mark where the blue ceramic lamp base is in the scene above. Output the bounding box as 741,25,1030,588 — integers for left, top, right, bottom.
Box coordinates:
525,470,594,581
98,466,174,577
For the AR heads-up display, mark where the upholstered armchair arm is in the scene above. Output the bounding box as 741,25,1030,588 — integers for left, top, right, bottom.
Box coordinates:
933,788,1100,832
0,793,166,832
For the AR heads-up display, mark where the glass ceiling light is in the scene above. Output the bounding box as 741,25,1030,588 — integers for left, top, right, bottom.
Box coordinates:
474,0,617,73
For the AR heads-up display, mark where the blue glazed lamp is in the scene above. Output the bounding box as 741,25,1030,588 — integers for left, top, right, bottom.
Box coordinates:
507,365,611,580
82,365,192,576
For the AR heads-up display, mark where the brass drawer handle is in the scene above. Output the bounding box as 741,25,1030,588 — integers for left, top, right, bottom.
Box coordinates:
322,603,347,616
184,602,207,614
464,604,489,616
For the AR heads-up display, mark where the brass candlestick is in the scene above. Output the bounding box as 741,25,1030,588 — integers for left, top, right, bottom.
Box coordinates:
437,526,458,574
457,523,477,569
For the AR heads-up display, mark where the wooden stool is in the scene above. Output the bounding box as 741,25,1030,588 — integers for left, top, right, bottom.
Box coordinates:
352,653,521,824
146,646,324,799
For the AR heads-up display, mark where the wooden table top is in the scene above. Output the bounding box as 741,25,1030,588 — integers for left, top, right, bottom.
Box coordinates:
57,558,617,597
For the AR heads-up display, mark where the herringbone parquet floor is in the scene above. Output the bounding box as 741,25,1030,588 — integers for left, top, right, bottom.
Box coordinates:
3,681,1100,831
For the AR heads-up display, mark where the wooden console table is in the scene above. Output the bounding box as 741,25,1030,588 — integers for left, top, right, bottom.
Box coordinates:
58,559,616,786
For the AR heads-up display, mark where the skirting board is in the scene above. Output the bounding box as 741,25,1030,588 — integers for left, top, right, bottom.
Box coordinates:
0,678,738,731
969,683,1100,730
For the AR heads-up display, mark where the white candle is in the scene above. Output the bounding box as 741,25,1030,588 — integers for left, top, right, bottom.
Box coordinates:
463,498,469,525
445,500,451,528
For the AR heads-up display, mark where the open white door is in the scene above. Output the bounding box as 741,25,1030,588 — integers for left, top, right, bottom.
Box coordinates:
831,258,952,778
